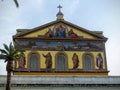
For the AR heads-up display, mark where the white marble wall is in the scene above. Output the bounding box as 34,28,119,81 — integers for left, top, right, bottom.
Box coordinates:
1,86,120,90
0,76,120,90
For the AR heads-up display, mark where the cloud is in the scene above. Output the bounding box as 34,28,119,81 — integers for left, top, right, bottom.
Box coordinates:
0,0,45,75
0,0,120,76
106,35,120,75
68,0,80,15
0,61,6,75
0,0,45,41
63,0,80,16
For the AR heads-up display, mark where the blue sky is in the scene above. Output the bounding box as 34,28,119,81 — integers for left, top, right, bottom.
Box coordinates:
0,0,120,75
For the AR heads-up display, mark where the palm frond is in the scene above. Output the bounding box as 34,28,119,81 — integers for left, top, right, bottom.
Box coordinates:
13,50,19,57
0,42,23,63
0,54,8,62
2,0,19,8
14,0,19,7
0,49,9,55
9,42,13,50
9,42,14,56
0,54,6,59
3,43,9,53
14,53,21,60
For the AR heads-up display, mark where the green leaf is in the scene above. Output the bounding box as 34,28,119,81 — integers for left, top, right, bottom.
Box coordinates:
0,49,9,55
0,54,6,59
14,0,19,8
0,42,23,63
3,43,9,51
9,42,14,56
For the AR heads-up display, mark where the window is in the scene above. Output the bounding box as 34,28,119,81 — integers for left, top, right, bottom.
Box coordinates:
56,53,67,71
29,53,39,71
83,54,93,71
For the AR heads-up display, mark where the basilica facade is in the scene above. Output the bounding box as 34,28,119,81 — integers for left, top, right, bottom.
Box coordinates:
13,6,109,76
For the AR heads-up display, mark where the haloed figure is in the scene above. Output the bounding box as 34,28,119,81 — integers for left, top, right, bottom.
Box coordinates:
72,53,79,69
19,52,26,68
43,52,52,69
96,53,103,69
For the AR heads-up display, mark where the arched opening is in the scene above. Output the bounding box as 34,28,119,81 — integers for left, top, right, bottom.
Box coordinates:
55,53,68,71
29,53,40,71
83,54,93,71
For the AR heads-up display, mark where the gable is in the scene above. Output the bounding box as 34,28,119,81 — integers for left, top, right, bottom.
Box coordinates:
14,20,107,40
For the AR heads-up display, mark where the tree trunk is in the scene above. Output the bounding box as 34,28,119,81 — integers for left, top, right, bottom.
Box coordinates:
6,60,13,90
6,71,11,90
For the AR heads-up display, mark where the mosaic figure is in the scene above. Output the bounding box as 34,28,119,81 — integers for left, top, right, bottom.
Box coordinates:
19,52,26,68
68,29,78,38
43,52,52,69
72,53,79,69
96,53,103,69
44,28,54,38
57,42,65,51
55,25,66,38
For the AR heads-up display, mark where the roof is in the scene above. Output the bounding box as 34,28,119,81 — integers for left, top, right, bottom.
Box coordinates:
13,19,108,41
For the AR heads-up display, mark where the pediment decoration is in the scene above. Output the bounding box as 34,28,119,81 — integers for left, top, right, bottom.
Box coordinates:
14,39,105,51
13,20,107,52
40,23,81,39
13,20,107,41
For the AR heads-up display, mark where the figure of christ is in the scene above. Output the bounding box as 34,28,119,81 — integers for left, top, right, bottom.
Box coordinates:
56,25,66,38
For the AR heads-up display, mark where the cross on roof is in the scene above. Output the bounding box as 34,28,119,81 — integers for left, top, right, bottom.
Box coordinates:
57,5,62,12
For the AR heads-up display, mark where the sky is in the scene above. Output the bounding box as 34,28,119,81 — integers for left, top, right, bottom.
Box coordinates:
0,0,120,76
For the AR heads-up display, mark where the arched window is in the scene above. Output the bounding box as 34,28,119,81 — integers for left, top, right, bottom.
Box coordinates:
83,54,93,71
29,53,40,71
55,53,67,71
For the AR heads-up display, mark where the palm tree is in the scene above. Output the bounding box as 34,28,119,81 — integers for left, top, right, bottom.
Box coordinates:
0,42,22,90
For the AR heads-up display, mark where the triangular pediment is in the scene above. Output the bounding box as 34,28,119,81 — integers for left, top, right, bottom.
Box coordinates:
13,20,107,41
